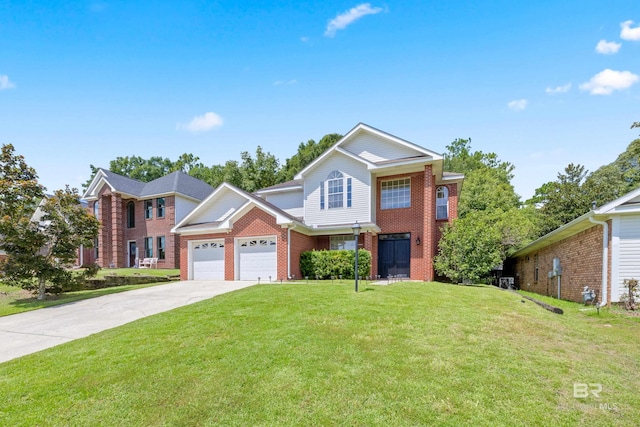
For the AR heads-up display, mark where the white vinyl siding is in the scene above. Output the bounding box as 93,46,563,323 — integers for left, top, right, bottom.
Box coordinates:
175,196,200,224
304,152,371,226
263,190,303,218
616,216,640,302
341,133,427,163
185,190,247,224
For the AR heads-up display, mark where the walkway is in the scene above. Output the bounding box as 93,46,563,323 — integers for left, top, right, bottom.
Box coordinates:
0,280,255,364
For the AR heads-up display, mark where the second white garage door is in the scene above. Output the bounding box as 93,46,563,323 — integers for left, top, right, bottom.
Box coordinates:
192,240,225,280
237,237,277,281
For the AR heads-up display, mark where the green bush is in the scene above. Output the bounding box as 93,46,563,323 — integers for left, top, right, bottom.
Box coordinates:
300,249,371,279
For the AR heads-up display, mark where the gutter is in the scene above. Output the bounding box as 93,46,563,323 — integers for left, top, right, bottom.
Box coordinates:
589,216,609,307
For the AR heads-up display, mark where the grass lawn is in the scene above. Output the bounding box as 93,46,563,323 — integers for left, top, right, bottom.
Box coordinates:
0,282,638,426
0,268,180,317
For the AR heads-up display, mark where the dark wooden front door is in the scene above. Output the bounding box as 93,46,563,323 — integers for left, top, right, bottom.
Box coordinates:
378,233,411,278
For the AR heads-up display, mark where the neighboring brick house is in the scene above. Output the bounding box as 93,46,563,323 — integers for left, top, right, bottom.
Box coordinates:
172,123,464,282
507,186,640,305
82,169,214,269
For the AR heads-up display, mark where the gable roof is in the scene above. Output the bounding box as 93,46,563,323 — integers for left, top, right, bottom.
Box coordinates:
172,182,304,235
82,168,214,201
512,185,640,257
294,123,443,180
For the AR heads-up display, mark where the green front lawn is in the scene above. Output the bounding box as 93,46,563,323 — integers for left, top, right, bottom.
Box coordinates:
0,282,638,426
0,268,180,317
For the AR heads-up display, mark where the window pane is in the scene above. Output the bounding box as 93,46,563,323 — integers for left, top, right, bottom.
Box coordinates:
330,235,356,250
436,186,448,219
381,178,410,209
157,236,165,260
157,197,165,218
145,200,153,219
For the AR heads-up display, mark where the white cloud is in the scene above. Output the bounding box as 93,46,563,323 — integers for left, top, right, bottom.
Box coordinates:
545,83,571,94
300,36,309,43
595,39,621,54
0,75,16,90
273,79,297,86
324,3,383,37
507,99,528,111
176,112,223,133
620,20,640,41
579,69,639,95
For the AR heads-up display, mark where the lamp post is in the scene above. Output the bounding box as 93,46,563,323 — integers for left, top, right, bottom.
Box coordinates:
352,221,362,292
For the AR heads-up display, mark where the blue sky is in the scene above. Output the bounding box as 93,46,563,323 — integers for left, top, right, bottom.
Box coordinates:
1,1,639,200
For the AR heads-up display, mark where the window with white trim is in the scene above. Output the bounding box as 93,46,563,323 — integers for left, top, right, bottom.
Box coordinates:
330,235,356,250
381,178,411,209
328,171,344,209
436,186,449,219
320,171,352,210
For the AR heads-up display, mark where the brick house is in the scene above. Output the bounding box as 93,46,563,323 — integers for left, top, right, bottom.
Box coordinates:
82,169,214,269
172,123,464,282
507,186,640,305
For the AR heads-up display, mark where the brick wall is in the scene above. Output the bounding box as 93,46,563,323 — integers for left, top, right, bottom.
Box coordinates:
289,230,316,280
376,170,427,280
513,223,611,304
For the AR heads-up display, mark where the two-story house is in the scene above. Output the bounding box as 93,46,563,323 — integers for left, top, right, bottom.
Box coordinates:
82,169,214,269
172,123,463,281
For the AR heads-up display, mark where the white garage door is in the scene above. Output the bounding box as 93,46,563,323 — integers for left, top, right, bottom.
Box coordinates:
192,240,225,280
238,237,277,281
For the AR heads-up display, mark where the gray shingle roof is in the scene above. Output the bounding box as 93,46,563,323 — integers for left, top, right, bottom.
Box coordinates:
97,168,214,201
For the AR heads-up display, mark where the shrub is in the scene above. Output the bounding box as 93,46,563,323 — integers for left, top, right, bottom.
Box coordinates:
300,249,371,279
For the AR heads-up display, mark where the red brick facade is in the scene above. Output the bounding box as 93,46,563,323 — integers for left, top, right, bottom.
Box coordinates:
91,189,181,269
372,166,457,281
512,222,612,304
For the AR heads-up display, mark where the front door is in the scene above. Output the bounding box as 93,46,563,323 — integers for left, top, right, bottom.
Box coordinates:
128,241,136,267
378,233,411,278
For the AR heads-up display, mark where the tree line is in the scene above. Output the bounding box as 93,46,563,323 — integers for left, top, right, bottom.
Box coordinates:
83,133,343,193
1,123,639,298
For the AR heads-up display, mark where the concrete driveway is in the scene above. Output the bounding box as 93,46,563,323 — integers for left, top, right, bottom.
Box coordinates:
0,280,256,364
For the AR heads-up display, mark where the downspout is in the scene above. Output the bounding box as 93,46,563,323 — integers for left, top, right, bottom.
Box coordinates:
287,225,296,280
589,216,608,307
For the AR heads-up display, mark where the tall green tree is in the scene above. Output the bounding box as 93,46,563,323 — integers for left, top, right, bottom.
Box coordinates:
528,163,590,236
436,138,535,283
0,145,100,299
584,138,640,206
238,146,281,193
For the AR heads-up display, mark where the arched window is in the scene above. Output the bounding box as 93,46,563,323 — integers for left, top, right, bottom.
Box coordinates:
320,171,352,210
93,201,99,219
436,186,449,219
127,201,135,228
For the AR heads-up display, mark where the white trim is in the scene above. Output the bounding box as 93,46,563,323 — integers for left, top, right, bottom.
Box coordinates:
611,216,621,302
597,186,640,214
294,123,442,180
